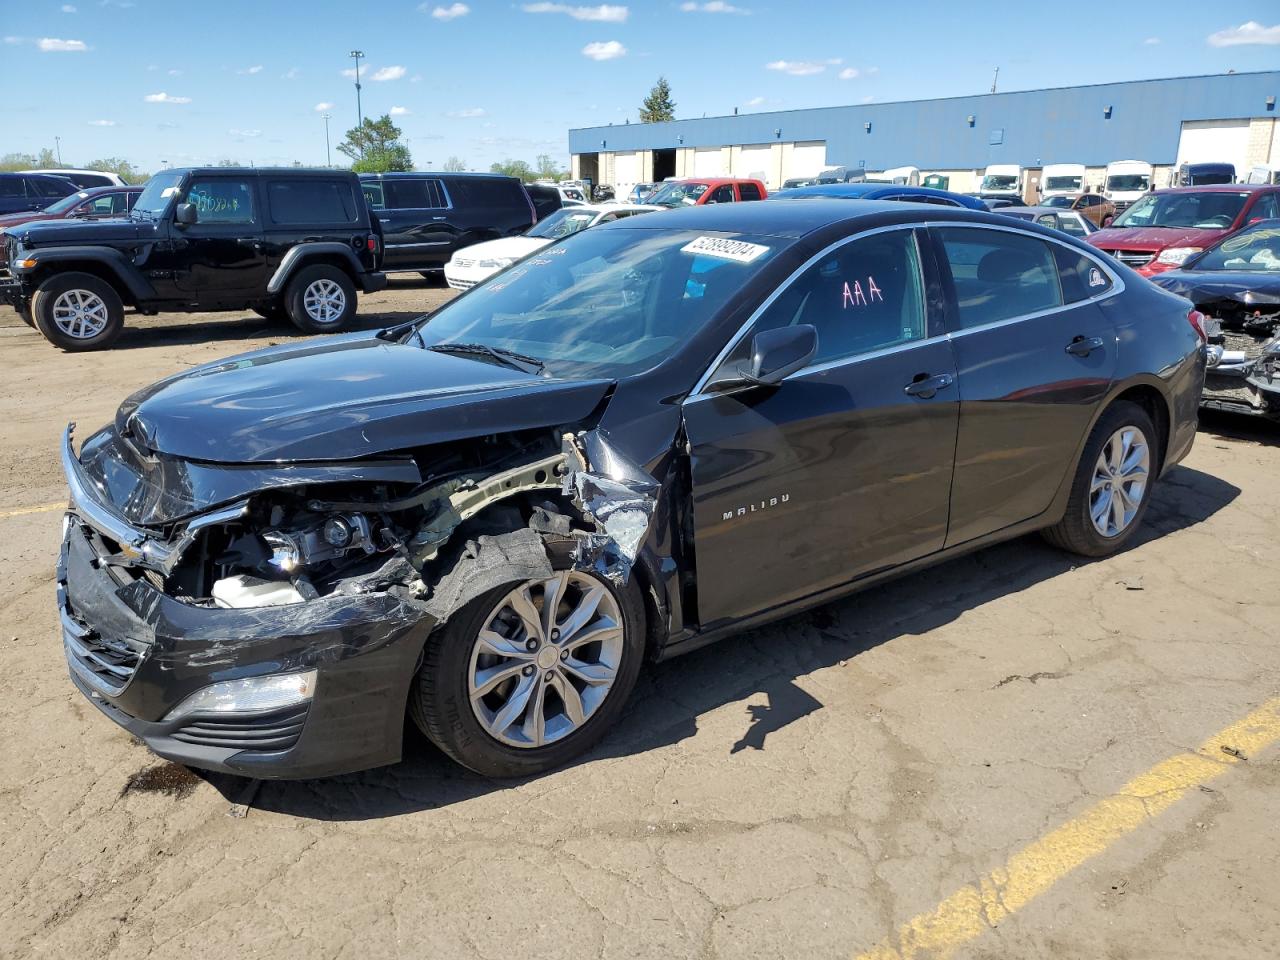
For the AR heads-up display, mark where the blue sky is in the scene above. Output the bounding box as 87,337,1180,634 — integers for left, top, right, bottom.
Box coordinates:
2,0,1278,174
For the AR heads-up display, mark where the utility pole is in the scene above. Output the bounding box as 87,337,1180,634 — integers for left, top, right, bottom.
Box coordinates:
990,67,999,95
349,50,365,155
55,136,62,165
322,113,332,167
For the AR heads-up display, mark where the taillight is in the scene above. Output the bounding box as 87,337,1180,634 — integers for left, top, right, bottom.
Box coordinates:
366,235,377,252
1187,309,1207,344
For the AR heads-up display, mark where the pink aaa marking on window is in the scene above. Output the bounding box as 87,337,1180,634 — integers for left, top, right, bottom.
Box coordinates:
842,276,884,308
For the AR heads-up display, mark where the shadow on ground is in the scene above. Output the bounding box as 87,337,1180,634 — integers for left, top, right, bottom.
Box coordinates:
1198,410,1280,448
195,462,1238,821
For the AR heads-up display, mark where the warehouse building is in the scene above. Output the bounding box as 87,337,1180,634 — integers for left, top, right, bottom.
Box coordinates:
568,70,1280,199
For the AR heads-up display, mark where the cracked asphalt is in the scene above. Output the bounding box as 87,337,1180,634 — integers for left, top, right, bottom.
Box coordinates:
2,282,1278,959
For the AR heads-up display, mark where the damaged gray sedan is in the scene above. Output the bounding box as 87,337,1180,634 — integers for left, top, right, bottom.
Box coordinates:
59,201,1205,779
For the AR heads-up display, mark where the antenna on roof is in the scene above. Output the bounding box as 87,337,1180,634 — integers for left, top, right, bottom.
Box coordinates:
990,67,999,94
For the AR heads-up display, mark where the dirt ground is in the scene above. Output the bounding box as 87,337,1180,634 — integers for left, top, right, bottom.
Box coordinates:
1,283,1278,960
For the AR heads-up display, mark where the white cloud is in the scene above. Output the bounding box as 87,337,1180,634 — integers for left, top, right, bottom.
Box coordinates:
144,92,191,104
390,105,411,115
371,64,407,81
745,95,765,106
3,36,23,44
237,64,263,74
283,66,299,79
448,107,486,117
61,4,77,11
428,2,470,19
36,37,87,51
1143,36,1160,45
229,128,262,138
314,101,334,112
838,67,859,79
582,39,626,60
87,119,115,126
1206,21,1280,46
523,3,628,22
341,66,358,78
167,68,182,75
680,0,748,12
766,57,840,76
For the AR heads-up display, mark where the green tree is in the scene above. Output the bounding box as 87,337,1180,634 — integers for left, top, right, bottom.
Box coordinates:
0,152,39,172
86,157,148,184
337,115,413,173
535,153,566,181
639,76,675,124
489,159,535,182
443,156,467,172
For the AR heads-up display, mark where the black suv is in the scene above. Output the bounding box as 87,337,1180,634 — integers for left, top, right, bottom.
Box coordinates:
0,172,78,215
0,167,386,351
359,172,535,277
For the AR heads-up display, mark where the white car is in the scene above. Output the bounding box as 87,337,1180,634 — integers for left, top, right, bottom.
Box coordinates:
20,168,128,188
444,203,660,290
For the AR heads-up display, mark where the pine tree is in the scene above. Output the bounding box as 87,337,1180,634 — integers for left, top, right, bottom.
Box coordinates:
639,77,675,124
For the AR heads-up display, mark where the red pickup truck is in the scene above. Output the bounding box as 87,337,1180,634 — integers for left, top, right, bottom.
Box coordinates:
646,178,768,208
1087,184,1280,277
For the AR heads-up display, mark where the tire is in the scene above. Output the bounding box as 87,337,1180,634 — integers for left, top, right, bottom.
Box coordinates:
283,264,357,334
410,545,646,778
31,272,124,351
253,304,289,323
16,303,35,328
1042,401,1158,557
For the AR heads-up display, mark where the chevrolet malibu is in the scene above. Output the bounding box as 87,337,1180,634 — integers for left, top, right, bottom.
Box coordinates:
59,201,1206,780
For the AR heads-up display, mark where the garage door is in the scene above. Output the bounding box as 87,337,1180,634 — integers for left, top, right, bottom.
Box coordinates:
733,144,773,184
785,141,827,180
1176,120,1251,173
694,147,726,178
613,151,641,194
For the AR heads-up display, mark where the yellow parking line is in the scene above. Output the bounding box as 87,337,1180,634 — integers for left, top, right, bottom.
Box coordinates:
855,696,1280,960
0,502,64,519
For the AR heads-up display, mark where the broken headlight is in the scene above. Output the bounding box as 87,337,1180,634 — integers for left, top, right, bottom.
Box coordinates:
262,512,376,574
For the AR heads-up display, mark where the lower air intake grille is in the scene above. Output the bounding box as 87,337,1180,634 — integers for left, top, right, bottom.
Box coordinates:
171,705,310,751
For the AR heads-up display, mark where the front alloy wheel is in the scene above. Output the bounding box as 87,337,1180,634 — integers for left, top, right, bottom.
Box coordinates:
468,573,623,748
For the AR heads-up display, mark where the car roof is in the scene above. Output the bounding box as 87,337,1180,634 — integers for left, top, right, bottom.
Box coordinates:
357,170,517,180
768,182,987,209
1148,184,1268,194
602,197,998,239
1002,206,1082,216
163,167,359,178
567,203,662,214
666,177,762,186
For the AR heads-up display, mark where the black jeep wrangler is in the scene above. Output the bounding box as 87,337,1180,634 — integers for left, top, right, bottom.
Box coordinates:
0,167,387,351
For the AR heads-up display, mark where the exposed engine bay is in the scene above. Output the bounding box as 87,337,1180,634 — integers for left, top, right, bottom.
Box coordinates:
1197,298,1280,418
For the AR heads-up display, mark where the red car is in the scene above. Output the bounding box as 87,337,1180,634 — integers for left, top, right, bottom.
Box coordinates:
0,184,141,233
646,177,768,208
1087,184,1280,277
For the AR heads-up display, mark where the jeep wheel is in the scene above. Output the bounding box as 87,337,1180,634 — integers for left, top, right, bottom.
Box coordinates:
253,304,289,323
284,265,357,334
17,303,35,328
31,273,124,351
409,551,646,778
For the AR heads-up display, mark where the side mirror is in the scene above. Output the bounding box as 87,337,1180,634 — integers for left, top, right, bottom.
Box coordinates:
174,202,197,225
737,324,818,387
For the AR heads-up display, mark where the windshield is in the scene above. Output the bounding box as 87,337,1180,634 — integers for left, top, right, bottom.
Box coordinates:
1192,225,1280,272
647,181,710,207
527,208,598,239
414,227,781,378
1044,176,1082,192
1106,174,1150,192
131,172,184,218
981,175,1018,190
43,191,93,214
1040,195,1072,208
1111,191,1248,229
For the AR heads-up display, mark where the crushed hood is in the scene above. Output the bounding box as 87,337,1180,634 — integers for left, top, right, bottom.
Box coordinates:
1152,270,1280,306
117,332,614,463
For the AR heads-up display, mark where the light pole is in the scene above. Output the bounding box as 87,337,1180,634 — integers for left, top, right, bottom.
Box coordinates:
322,113,332,167
349,50,365,155
55,136,62,165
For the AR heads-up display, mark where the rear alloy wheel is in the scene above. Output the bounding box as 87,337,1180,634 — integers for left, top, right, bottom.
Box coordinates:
284,265,357,334
31,272,124,351
1042,400,1157,557
410,554,646,778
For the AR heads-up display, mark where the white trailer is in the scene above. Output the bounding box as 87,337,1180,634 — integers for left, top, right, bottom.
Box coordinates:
1103,160,1153,213
979,163,1022,200
1040,163,1085,199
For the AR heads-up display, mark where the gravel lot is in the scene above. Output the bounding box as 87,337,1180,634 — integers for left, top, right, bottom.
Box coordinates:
2,282,1278,959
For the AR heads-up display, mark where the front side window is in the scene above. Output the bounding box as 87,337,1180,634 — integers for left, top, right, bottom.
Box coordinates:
709,185,736,204
1112,191,1249,230
936,227,1063,329
1249,193,1279,221
185,179,256,224
361,181,385,210
750,228,927,365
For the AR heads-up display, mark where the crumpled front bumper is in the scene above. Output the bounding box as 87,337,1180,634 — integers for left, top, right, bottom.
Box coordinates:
1202,345,1280,419
58,518,437,779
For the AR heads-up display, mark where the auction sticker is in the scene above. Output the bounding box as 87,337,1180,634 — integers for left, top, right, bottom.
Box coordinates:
681,236,770,263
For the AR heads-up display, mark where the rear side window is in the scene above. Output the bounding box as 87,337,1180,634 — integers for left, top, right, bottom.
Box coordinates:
0,177,23,198
739,182,763,201
74,174,113,188
448,177,526,210
31,176,74,198
1054,246,1112,303
936,227,1063,329
266,180,359,224
383,178,448,210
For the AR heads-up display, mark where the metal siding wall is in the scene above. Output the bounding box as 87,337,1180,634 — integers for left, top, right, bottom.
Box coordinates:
570,72,1280,171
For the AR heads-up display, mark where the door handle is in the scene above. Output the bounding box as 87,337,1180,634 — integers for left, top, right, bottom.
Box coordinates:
235,237,263,249
378,217,392,223
903,372,955,398
1066,335,1104,357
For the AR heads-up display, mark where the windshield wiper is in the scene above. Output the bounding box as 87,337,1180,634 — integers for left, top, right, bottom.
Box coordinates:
427,342,545,376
